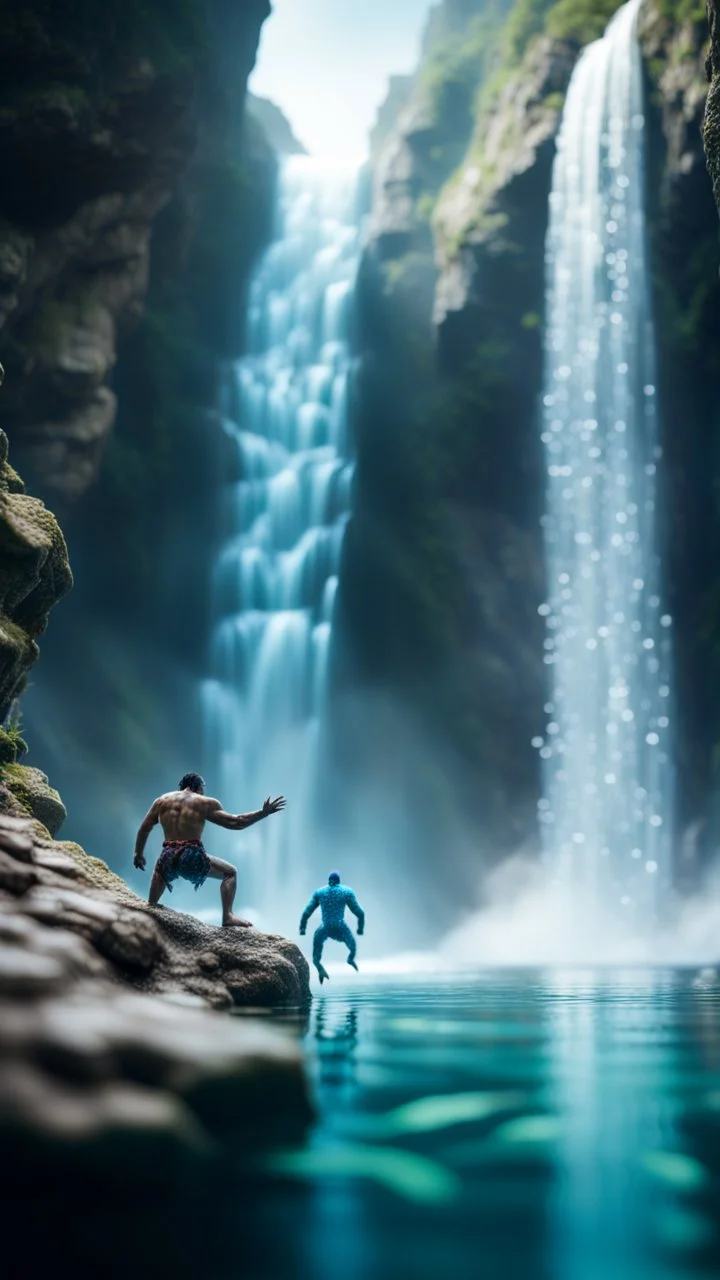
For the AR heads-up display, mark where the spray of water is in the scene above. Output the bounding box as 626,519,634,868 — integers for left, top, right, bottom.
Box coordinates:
535,0,673,934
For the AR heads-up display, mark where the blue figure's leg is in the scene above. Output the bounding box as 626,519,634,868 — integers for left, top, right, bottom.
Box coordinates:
338,922,358,970
313,926,330,983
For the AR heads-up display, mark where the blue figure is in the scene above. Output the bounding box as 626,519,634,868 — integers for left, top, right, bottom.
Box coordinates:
299,872,365,983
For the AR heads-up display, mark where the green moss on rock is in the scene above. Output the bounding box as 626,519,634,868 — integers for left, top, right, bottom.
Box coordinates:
0,762,66,834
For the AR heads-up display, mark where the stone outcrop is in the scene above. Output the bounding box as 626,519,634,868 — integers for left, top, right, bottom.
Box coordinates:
433,35,576,331
0,811,310,1009
0,428,72,750
247,94,308,155
0,807,311,1196
0,807,311,1183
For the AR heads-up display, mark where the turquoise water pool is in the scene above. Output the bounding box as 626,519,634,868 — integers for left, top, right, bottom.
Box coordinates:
251,969,720,1280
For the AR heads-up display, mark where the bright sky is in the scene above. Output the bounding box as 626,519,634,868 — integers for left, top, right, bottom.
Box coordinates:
250,0,436,162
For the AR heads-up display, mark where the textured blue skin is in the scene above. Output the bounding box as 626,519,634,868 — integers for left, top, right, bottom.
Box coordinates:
300,884,365,967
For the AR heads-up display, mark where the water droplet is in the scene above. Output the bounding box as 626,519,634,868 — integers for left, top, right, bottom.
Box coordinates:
631,849,642,859
643,638,654,650
531,736,544,749
605,773,617,785
646,732,660,746
538,603,551,617
646,861,658,874
660,615,672,627
649,816,663,828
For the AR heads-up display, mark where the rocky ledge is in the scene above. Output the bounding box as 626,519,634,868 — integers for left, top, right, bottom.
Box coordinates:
0,809,312,1184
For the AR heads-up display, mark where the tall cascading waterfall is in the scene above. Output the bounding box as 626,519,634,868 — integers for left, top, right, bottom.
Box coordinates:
537,0,673,935
202,156,359,930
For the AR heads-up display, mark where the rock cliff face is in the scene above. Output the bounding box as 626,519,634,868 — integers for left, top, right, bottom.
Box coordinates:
638,2,720,868
0,428,71,753
704,0,720,207
0,34,195,506
343,0,719,903
2,0,279,873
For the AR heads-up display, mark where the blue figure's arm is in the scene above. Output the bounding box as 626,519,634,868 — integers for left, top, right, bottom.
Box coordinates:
346,891,365,935
299,891,320,935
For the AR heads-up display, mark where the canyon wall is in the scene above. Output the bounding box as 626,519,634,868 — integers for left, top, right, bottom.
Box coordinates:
336,0,718,908
0,0,278,870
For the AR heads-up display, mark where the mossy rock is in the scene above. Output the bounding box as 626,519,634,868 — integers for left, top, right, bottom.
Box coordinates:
52,838,144,903
0,723,27,763
0,763,67,835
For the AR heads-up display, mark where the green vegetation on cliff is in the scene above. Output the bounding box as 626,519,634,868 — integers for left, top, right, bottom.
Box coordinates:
0,0,205,97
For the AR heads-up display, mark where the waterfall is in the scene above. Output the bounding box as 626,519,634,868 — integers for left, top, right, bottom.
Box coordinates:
202,156,359,930
537,0,673,932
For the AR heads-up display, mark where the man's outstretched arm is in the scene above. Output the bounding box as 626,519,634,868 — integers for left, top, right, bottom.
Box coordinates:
347,892,365,935
299,892,320,935
134,802,159,871
207,795,286,831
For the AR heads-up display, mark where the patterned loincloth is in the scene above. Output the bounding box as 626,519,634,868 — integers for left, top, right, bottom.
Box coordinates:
155,839,211,892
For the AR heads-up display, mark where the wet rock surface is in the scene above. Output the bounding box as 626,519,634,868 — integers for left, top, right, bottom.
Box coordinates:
0,810,313,1189
705,0,720,212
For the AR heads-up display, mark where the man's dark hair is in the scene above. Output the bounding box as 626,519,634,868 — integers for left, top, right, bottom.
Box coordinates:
328,871,340,885
179,772,205,793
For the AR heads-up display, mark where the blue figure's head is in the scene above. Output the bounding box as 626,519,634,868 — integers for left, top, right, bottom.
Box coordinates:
328,871,340,886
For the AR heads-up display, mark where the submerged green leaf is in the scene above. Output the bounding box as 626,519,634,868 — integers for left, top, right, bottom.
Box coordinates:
641,1151,708,1191
492,1115,561,1145
354,1091,527,1139
265,1143,460,1204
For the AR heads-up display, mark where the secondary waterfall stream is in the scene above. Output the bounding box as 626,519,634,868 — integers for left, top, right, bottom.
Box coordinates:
538,0,673,932
202,156,359,929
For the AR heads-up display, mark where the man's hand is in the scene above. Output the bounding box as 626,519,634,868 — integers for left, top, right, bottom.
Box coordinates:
262,795,286,817
134,852,146,872
299,925,306,936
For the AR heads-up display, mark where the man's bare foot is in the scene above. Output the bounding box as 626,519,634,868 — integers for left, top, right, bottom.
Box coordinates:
223,914,254,928
347,958,358,971
316,962,329,983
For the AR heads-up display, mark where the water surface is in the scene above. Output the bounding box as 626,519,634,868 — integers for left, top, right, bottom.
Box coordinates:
251,969,720,1280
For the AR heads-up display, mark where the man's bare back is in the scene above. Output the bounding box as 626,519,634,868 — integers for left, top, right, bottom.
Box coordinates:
133,773,285,927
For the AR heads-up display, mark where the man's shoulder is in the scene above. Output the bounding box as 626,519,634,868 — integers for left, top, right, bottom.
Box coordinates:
154,791,178,806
